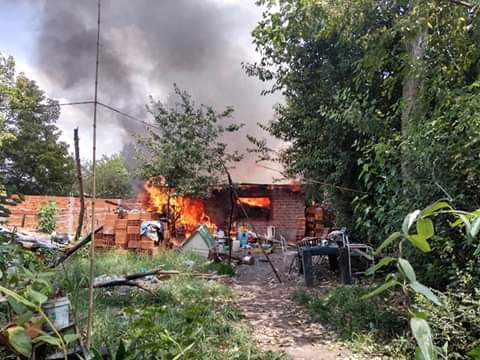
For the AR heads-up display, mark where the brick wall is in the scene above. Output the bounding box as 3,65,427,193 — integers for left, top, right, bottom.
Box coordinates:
4,185,307,242
205,185,306,242
5,195,125,235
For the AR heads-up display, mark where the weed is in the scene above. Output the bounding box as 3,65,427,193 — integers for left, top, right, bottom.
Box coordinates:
293,286,405,340
37,201,57,233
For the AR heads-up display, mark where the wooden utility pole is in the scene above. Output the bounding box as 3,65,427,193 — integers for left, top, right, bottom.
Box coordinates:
73,128,85,241
86,0,101,349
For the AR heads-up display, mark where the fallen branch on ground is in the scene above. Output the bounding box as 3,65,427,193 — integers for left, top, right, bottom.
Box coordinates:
92,268,229,290
50,226,103,268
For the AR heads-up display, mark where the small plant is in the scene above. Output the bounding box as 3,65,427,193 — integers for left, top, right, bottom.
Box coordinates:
37,201,57,234
293,288,404,340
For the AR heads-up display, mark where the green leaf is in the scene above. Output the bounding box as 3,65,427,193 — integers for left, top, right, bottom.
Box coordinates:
17,310,34,325
469,217,480,239
453,214,471,230
407,235,432,252
398,258,416,283
6,325,32,358
474,244,480,257
7,296,28,315
416,347,426,360
410,281,441,306
402,210,421,235
410,317,437,360
366,257,395,275
63,333,79,344
361,279,399,300
33,335,62,347
467,344,480,359
420,202,451,218
0,286,36,309
115,339,127,360
24,287,48,306
374,232,402,255
416,218,434,239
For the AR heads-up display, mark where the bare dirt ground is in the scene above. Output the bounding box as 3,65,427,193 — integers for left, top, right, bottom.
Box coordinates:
232,251,358,360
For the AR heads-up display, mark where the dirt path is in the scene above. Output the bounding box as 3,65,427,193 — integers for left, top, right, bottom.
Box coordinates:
233,251,356,360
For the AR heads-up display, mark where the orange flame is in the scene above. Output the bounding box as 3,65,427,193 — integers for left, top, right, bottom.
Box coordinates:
237,197,271,208
141,182,216,237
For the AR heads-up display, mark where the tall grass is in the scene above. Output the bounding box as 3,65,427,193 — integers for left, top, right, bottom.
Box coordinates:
55,250,283,359
293,286,405,340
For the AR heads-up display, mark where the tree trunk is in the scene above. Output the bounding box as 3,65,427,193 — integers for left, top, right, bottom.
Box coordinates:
401,3,427,185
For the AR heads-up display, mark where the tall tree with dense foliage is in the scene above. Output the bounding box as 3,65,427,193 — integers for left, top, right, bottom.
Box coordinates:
248,0,480,287
138,85,242,198
0,53,74,195
82,153,133,198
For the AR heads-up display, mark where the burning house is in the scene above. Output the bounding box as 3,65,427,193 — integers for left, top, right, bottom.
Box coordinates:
139,182,306,242
4,183,309,252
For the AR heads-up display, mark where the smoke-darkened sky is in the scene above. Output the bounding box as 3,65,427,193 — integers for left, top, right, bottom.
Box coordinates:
1,0,284,183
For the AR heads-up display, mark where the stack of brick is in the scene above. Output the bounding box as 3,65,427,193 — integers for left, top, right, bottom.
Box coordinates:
305,206,329,238
115,218,128,248
295,216,307,242
93,212,160,256
126,213,141,249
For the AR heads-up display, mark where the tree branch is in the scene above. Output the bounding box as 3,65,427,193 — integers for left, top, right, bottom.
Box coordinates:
447,0,474,8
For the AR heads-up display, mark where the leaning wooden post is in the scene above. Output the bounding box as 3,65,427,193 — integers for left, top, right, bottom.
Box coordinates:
73,128,85,241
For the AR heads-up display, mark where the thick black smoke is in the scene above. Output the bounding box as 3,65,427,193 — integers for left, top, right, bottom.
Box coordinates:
29,0,283,182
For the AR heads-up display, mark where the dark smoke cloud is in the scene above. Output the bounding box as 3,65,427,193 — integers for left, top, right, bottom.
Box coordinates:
28,0,283,182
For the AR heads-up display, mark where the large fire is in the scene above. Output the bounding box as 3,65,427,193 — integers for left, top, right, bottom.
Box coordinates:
141,182,216,238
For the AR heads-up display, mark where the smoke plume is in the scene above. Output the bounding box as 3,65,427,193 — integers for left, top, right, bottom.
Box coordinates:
28,0,283,182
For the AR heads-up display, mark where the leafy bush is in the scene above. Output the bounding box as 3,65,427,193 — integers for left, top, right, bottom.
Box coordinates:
414,291,480,359
37,201,57,233
293,287,405,340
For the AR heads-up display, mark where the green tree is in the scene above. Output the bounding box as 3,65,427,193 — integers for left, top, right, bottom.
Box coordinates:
82,153,132,198
0,53,75,195
138,85,242,198
248,1,480,289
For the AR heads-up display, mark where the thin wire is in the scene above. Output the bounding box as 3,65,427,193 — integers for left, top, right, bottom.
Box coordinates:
97,101,161,131
254,164,368,194
0,100,95,111
0,98,163,133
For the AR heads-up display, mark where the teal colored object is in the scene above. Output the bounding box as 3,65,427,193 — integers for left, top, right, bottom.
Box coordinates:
238,231,248,248
196,224,215,248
